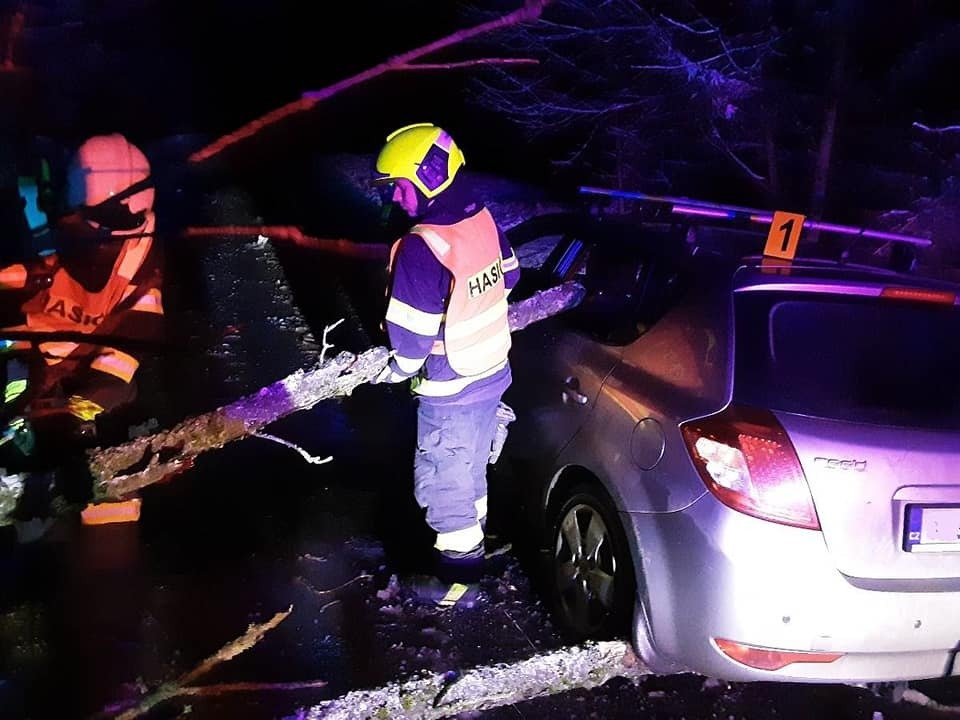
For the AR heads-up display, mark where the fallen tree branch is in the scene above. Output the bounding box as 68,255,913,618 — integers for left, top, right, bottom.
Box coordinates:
177,680,328,697
89,347,390,500
899,688,960,714
304,640,648,719
111,606,301,720
507,280,586,331
189,0,552,163
183,226,390,262
86,281,585,502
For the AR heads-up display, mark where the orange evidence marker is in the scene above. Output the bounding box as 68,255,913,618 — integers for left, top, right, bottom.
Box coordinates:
763,210,806,261
81,498,142,525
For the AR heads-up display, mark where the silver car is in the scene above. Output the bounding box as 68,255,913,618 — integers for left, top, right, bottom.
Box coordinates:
500,214,960,683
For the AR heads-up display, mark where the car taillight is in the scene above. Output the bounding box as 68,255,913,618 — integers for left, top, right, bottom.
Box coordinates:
880,287,956,305
681,405,820,530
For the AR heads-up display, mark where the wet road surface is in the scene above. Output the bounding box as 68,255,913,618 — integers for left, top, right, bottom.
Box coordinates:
0,178,958,720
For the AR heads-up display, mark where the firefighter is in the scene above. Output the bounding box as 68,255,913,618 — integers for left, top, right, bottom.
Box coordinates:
370,123,521,607
0,132,163,531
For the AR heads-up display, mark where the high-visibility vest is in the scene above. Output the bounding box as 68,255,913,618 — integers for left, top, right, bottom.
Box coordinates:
392,208,511,377
17,236,156,334
2,235,162,382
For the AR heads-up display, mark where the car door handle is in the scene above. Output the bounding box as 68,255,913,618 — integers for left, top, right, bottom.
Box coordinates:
562,376,589,406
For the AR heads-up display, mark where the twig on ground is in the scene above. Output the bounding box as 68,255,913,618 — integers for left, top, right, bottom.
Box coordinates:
109,607,312,720
501,607,537,652
300,574,374,596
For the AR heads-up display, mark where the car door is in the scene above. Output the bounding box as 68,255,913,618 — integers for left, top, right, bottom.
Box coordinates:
503,222,652,471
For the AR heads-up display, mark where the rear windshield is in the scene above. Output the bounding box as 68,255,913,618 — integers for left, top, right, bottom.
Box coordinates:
734,291,960,430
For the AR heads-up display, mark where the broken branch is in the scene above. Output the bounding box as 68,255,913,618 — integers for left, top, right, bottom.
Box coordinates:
183,226,390,261
304,640,648,719
88,346,390,500
112,606,297,720
177,680,328,697
912,121,960,134
85,281,584,502
189,0,553,163
395,58,539,71
179,606,292,687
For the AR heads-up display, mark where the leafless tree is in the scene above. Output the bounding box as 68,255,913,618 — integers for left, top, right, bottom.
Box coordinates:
462,0,780,194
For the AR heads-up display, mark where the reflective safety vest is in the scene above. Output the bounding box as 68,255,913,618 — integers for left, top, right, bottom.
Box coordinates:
3,236,162,383
394,208,511,377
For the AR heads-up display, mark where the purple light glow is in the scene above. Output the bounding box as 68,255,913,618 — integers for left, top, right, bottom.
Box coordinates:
672,206,735,219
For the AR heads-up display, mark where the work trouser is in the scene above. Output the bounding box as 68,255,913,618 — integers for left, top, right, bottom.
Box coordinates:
414,396,501,561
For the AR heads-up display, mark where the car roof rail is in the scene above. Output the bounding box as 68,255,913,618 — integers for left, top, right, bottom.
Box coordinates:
578,186,931,273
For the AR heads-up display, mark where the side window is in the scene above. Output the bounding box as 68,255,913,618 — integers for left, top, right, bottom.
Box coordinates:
560,233,686,346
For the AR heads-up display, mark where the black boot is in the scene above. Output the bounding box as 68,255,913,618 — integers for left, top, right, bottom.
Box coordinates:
408,545,485,609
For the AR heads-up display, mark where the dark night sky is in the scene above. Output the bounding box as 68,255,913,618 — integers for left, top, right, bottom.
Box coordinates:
8,1,960,201
15,1,530,174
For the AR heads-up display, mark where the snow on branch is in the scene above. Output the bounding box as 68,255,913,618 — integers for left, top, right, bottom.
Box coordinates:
913,121,960,134
84,282,586,502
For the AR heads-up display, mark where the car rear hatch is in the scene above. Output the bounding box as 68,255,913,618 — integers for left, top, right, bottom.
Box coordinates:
734,275,960,582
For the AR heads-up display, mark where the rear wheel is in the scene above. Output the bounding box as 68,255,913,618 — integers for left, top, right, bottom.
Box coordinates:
548,484,635,641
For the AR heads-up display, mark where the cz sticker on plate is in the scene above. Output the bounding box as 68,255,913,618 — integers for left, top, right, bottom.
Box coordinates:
904,504,960,553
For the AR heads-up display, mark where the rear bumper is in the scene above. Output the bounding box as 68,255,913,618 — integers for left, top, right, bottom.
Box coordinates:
627,495,960,683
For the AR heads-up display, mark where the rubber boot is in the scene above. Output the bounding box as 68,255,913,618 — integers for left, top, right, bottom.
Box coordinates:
409,545,485,609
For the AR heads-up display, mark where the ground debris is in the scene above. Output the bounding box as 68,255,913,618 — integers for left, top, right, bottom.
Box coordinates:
99,605,328,720
303,640,647,720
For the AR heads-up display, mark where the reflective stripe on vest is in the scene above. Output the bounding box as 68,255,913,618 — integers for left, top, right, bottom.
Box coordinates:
130,287,164,314
408,209,510,377
4,378,27,404
38,341,79,365
67,395,105,421
412,358,508,397
0,264,27,290
90,347,139,383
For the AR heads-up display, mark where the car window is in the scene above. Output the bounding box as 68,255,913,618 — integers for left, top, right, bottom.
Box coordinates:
556,225,688,345
735,291,960,430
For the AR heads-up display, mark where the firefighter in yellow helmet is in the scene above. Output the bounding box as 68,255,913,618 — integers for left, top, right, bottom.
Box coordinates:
0,133,164,534
370,123,521,607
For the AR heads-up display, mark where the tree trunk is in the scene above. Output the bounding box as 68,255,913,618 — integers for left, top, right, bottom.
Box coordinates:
86,281,585,502
810,40,845,249
305,640,647,720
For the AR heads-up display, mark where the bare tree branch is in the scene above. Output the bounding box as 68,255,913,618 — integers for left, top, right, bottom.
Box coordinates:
913,121,960,134
111,607,302,720
396,58,539,71
464,0,778,190
189,0,554,163
708,126,766,182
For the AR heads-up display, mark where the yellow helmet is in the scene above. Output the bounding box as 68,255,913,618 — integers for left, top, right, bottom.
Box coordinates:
374,123,465,199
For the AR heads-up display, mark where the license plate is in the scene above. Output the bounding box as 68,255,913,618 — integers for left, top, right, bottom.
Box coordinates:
904,505,960,553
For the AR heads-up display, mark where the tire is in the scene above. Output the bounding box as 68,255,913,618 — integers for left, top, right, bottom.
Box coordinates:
547,483,636,642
